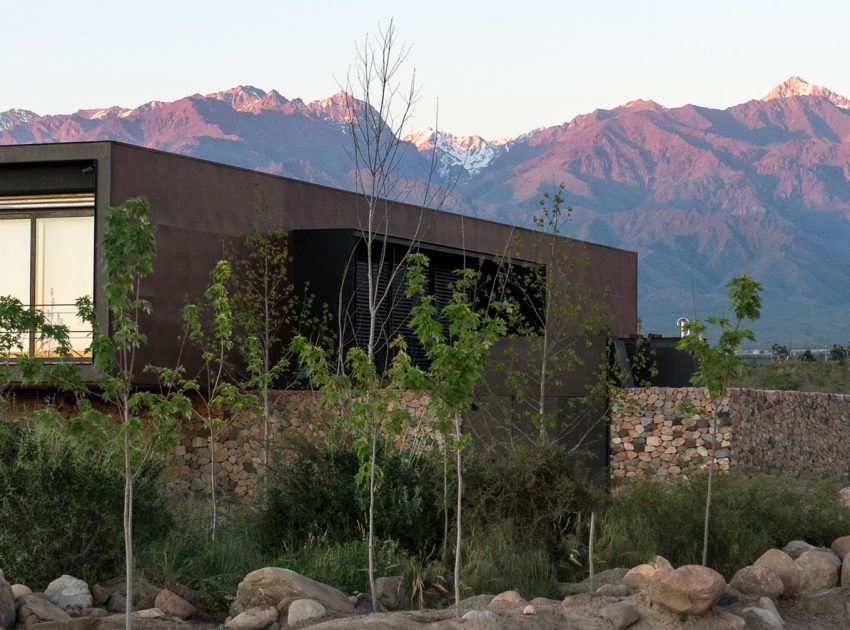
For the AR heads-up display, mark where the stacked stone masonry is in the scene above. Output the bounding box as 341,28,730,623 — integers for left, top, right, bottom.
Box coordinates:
167,390,432,499
610,387,850,479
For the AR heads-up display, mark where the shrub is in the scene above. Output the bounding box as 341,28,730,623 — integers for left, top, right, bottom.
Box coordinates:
278,536,411,596
137,500,266,613
597,470,850,577
0,424,171,587
258,435,442,555
461,523,560,599
463,443,607,580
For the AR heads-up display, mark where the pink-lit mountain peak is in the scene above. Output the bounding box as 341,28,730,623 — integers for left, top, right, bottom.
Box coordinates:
763,76,850,109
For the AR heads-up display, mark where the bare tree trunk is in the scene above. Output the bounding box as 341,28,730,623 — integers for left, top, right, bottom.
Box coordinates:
123,427,133,630
453,412,463,618
262,381,270,504
588,510,597,594
209,423,217,543
702,413,717,566
442,445,448,566
368,427,379,611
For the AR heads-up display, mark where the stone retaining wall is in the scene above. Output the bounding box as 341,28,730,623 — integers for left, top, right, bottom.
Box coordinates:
167,389,432,500
610,387,850,479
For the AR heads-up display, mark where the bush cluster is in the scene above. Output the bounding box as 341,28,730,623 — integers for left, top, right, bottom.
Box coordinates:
597,469,850,577
0,424,171,588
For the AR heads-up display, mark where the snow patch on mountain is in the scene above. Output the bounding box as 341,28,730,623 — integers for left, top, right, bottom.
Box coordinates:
404,127,503,176
763,76,850,109
0,108,39,131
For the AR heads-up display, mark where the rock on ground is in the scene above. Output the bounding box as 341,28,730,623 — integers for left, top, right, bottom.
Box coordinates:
729,565,784,600
843,555,850,587
0,573,14,630
783,540,815,559
622,564,655,592
800,587,849,616
45,575,93,610
489,590,526,608
11,584,32,601
225,606,279,630
15,593,71,628
648,564,726,615
754,548,801,597
602,602,640,629
288,598,327,626
154,589,196,619
236,568,355,616
831,535,850,560
796,549,841,593
375,576,402,611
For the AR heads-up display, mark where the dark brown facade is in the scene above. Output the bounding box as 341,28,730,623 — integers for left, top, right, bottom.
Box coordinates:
0,141,637,465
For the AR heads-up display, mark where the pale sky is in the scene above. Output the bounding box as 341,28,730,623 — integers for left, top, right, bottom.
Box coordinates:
3,0,850,139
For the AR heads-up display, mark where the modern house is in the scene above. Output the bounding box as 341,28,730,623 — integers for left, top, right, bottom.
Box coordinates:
0,141,638,465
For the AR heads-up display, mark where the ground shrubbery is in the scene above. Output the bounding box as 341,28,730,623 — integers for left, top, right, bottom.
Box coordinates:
597,469,850,578
734,361,850,394
6,417,850,614
0,423,171,588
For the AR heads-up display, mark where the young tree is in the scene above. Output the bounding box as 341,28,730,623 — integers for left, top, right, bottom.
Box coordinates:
677,274,762,567
154,260,254,541
324,19,450,608
225,212,329,501
68,198,191,630
494,184,610,446
405,252,508,616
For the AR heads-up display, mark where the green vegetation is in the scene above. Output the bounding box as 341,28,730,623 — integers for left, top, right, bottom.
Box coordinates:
0,424,171,589
597,470,850,578
734,360,850,394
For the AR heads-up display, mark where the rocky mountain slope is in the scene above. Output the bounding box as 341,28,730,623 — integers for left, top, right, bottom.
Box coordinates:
3,77,849,345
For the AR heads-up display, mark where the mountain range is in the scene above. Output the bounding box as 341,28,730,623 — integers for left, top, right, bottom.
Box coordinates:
3,76,850,347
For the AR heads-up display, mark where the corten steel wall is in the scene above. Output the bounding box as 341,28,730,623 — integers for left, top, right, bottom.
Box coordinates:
1,141,637,465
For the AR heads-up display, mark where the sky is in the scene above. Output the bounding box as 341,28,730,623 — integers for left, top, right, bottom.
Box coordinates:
4,0,850,139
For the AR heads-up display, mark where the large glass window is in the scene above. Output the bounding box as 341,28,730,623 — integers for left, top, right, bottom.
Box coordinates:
0,194,95,359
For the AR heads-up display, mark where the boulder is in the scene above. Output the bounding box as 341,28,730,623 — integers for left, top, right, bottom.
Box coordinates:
45,575,92,610
783,540,815,559
90,585,110,608
562,593,591,608
105,592,128,613
0,574,14,630
741,605,784,627
287,598,326,626
226,606,279,630
839,487,850,508
596,584,631,597
843,555,850,587
831,535,850,560
236,568,355,616
729,565,784,600
11,584,31,601
758,597,784,626
79,607,108,618
374,576,402,611
715,610,746,629
754,548,801,597
14,593,71,629
800,587,849,616
622,564,655,592
489,590,526,608
653,556,674,570
647,565,725,616
602,602,640,629
796,548,841,593
133,607,165,618
462,609,497,621
522,604,536,615
154,588,195,619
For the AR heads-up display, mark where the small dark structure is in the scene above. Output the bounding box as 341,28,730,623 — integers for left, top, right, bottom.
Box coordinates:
0,141,639,470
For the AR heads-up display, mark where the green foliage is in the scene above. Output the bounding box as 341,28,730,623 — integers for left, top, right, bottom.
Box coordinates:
279,536,411,596
258,436,442,555
597,470,850,578
463,444,607,579
771,343,790,363
461,523,560,600
733,361,850,394
678,275,763,401
799,349,817,362
829,344,848,362
137,500,265,613
0,424,171,588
